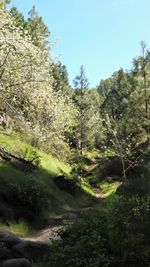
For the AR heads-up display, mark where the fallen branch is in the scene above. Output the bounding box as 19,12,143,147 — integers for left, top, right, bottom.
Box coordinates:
0,147,40,172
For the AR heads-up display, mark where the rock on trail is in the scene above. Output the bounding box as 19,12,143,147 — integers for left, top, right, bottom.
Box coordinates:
0,229,49,267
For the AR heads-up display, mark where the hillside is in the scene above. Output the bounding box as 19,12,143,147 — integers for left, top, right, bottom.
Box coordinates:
0,131,94,233
0,2,150,266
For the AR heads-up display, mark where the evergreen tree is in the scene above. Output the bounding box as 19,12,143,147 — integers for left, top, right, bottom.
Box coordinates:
73,65,89,154
0,0,11,8
52,61,72,96
10,6,26,29
132,42,150,145
26,6,50,48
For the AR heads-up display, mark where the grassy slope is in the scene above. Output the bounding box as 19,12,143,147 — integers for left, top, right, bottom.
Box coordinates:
0,132,93,234
99,181,121,196
0,131,70,176
0,132,121,236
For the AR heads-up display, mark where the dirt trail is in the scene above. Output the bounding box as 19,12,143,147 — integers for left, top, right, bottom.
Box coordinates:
22,196,104,244
23,225,62,243
22,212,81,243
93,187,106,198
22,159,104,243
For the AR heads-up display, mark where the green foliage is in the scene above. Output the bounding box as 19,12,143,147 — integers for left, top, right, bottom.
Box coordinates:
52,61,72,95
10,6,26,28
0,132,71,175
72,66,103,152
72,85,102,151
99,181,121,196
98,44,150,164
1,4,150,264
0,0,11,8
0,6,77,158
48,172,150,267
97,77,113,97
0,219,30,236
100,70,138,158
26,5,50,48
113,196,150,265
13,179,49,224
0,162,50,225
100,69,136,120
79,179,95,196
48,210,110,267
118,159,150,197
0,132,93,227
47,156,150,267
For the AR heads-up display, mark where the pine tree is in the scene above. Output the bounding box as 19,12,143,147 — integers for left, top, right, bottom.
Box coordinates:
73,65,89,154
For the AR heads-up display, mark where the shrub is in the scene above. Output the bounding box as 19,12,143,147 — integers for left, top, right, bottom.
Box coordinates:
48,210,111,267
54,175,77,195
47,165,150,267
118,160,150,197
98,156,126,179
7,177,50,223
113,195,150,266
0,171,50,226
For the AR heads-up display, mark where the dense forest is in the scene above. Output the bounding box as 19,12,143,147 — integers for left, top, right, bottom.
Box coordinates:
0,1,150,267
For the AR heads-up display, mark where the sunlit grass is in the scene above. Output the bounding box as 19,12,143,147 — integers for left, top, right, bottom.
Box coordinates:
0,131,71,176
0,220,30,236
94,182,121,214
80,179,95,196
85,149,100,160
99,181,122,196
0,131,93,220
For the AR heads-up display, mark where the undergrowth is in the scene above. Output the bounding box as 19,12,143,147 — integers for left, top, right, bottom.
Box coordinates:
0,131,94,231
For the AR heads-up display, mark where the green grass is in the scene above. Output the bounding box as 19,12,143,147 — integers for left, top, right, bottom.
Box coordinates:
99,181,122,196
79,179,95,196
0,220,30,236
0,159,92,215
80,178,122,216
0,131,94,233
0,131,71,176
85,149,100,160
93,181,122,215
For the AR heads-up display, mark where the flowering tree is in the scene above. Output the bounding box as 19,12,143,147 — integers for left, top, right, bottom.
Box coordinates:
0,8,51,126
0,8,76,153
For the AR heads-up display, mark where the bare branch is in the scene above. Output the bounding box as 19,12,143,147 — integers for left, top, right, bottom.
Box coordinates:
0,48,11,79
5,79,49,90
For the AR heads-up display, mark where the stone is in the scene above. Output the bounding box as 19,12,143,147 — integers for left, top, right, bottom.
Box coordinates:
62,212,78,220
54,175,76,194
0,230,22,248
12,241,49,261
0,247,12,260
2,258,32,267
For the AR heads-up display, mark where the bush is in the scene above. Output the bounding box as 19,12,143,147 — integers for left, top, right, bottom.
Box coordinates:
112,164,150,265
54,175,77,195
99,156,125,179
118,160,150,197
48,210,111,267
0,171,50,226
113,195,150,266
7,177,50,223
47,165,150,267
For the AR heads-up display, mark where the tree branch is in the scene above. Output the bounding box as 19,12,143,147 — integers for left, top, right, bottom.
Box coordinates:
5,79,49,90
0,48,11,80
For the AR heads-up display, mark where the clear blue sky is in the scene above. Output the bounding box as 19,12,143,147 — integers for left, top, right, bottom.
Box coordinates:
10,0,150,87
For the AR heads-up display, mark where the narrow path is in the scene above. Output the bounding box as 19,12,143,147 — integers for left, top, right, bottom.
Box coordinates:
22,212,81,243
22,158,105,243
23,225,62,243
22,193,104,243
93,187,106,198
84,162,98,172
